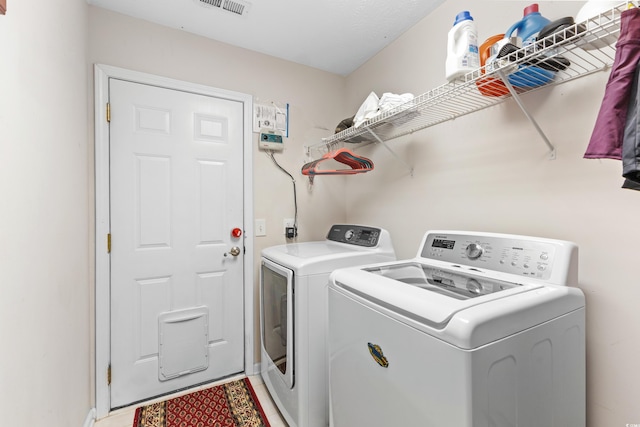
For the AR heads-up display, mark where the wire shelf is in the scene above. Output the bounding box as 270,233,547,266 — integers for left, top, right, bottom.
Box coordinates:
307,2,625,156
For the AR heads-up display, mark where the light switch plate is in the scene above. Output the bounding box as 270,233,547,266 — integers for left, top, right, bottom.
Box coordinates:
255,219,266,237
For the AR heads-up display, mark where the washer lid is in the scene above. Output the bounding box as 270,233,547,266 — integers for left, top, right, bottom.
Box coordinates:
331,263,541,327
330,263,584,348
365,262,521,300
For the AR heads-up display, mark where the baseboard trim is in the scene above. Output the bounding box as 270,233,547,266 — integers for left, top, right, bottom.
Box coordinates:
83,408,96,427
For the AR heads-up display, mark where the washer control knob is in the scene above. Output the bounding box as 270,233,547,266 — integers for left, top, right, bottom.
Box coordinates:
465,243,484,260
344,229,355,241
466,279,482,294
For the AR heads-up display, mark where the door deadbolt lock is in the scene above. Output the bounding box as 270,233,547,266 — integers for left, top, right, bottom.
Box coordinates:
224,246,241,257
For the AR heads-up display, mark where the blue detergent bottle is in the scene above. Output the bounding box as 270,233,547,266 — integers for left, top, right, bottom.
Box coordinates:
504,3,554,88
505,3,550,47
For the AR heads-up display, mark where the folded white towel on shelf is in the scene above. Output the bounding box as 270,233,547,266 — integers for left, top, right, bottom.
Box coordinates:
353,92,415,127
378,92,415,113
353,92,380,128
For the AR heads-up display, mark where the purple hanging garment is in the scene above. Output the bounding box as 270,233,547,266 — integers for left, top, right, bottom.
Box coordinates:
584,8,640,160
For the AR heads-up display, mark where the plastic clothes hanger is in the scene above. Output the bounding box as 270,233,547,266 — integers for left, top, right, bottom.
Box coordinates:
301,148,374,176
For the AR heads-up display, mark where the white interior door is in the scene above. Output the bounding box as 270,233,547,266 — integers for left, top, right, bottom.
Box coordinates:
108,78,245,408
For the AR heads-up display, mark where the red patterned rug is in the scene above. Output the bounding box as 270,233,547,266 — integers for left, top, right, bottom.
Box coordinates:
132,378,271,427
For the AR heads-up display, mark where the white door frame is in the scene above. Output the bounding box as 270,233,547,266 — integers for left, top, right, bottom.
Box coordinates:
94,64,255,418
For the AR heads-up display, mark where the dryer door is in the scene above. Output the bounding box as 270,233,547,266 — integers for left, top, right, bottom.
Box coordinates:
260,258,294,389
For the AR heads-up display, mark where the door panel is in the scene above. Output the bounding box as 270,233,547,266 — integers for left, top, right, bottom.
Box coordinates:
109,79,244,408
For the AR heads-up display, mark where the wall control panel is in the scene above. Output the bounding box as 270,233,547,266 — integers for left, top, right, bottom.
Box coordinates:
259,129,284,151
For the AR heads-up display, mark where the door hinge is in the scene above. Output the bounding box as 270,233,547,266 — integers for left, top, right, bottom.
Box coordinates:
107,365,112,385
106,103,111,123
107,233,111,253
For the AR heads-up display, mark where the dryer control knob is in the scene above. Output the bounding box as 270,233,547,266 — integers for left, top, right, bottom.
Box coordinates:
465,243,484,260
344,229,355,241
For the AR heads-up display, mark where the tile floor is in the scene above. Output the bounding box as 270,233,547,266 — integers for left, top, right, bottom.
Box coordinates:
94,374,288,427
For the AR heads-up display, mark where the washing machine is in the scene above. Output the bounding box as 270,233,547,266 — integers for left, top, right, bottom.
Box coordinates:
260,224,396,427
328,230,585,427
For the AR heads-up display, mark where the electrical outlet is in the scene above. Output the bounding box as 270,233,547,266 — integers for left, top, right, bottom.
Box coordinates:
283,218,297,238
283,218,295,229
255,219,266,236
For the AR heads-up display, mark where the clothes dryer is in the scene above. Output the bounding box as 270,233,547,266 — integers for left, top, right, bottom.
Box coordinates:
328,230,585,427
260,224,396,427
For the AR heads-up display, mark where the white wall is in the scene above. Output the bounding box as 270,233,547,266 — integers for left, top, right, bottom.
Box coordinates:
0,0,91,426
345,1,639,426
11,1,631,425
87,6,348,367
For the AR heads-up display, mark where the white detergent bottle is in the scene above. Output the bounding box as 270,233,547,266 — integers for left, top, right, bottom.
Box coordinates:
445,11,480,82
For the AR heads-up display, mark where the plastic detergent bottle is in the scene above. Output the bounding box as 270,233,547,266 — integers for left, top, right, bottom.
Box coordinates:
445,11,479,82
504,3,550,48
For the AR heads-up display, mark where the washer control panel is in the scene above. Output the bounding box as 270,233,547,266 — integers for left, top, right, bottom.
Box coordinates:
327,224,381,247
420,231,574,281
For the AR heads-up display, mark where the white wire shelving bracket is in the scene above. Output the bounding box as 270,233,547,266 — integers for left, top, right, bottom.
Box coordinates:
365,128,415,176
497,69,558,160
305,2,626,165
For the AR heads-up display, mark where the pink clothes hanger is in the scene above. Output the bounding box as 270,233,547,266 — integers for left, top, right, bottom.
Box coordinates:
301,148,374,177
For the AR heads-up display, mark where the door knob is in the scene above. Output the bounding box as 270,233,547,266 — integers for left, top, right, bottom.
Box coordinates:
224,246,241,257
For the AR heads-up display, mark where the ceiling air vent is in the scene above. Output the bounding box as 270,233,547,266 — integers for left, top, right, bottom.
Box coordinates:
200,0,222,7
196,0,251,17
223,0,248,16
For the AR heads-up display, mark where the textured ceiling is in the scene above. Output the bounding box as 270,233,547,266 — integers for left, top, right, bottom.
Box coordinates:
87,0,445,76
